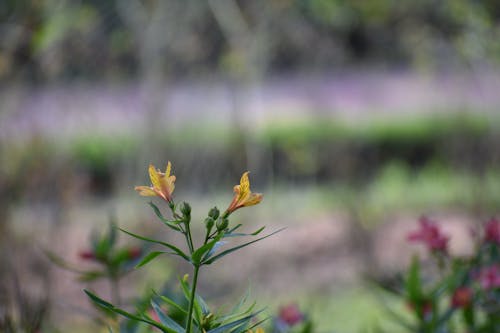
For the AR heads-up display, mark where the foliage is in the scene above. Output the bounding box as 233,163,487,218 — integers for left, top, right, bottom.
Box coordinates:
377,216,500,332
83,162,275,333
2,0,500,81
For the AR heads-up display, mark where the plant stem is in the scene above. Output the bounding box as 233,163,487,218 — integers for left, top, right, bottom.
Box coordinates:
185,223,195,254
186,265,200,333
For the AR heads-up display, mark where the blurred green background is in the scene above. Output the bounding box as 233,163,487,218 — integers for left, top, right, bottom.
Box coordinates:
1,0,500,332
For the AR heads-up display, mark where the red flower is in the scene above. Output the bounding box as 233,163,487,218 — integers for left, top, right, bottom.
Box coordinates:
484,218,500,244
451,287,473,308
78,250,95,261
128,247,142,260
476,265,500,290
407,217,449,253
278,304,304,326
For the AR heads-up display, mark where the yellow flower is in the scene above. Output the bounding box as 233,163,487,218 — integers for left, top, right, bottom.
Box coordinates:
225,171,263,214
135,162,176,203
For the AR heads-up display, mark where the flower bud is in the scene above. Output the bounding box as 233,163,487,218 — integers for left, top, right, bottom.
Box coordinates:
204,217,215,231
208,207,220,220
216,217,229,231
180,202,191,217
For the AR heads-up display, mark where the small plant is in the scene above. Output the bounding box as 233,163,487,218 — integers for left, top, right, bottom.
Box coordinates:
47,219,145,328
379,216,500,333
84,162,278,333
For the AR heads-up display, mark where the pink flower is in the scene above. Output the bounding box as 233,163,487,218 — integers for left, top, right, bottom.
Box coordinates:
78,250,95,261
484,218,500,244
407,217,449,253
476,265,500,290
278,304,304,326
451,287,473,308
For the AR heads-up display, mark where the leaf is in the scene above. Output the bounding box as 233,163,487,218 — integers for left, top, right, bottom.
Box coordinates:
227,224,243,234
223,226,266,238
84,290,172,333
151,300,185,333
251,226,266,236
156,294,188,315
149,202,171,222
203,228,284,265
149,202,184,230
202,241,227,262
43,249,88,274
136,251,166,268
406,255,422,302
206,310,264,333
191,234,224,264
119,228,190,261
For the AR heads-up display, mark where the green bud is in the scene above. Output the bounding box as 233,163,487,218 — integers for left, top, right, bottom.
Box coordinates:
208,207,220,220
180,202,191,217
204,217,214,231
216,217,228,231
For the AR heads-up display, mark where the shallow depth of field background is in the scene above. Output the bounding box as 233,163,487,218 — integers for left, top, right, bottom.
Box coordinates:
1,1,500,332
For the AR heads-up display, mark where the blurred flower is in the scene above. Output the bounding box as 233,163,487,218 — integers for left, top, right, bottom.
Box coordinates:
78,250,95,260
127,247,142,260
278,303,304,326
484,217,500,244
407,217,449,253
135,162,176,203
451,287,473,308
476,265,500,290
225,172,263,215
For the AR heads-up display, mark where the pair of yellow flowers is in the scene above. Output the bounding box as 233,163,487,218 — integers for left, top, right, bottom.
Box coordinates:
135,162,263,214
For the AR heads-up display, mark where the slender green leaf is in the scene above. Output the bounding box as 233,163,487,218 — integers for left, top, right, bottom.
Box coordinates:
406,256,422,301
136,251,166,268
251,226,266,236
203,229,284,265
192,233,224,264
207,310,263,333
234,318,268,333
149,202,171,222
224,226,266,238
84,290,172,333
119,228,190,261
191,238,219,264
151,300,185,333
157,294,188,315
149,202,185,231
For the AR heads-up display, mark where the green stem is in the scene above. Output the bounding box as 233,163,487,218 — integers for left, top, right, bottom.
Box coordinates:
186,265,200,333
185,222,195,254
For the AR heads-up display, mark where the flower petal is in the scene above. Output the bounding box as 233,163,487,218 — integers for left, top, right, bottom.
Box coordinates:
165,161,172,177
148,164,162,190
244,193,263,207
135,186,157,196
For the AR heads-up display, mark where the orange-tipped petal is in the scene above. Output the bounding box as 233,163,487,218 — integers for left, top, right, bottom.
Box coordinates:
135,186,157,196
244,193,263,207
